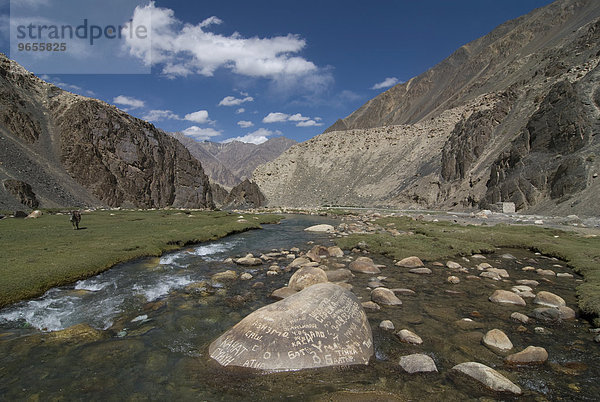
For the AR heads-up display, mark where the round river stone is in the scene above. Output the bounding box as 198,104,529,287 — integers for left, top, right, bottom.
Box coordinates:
209,283,373,371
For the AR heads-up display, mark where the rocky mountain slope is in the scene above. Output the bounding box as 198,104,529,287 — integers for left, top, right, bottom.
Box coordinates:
0,54,213,210
170,135,296,190
255,0,600,216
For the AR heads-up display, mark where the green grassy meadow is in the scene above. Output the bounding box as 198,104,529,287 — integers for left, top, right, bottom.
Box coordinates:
0,210,281,308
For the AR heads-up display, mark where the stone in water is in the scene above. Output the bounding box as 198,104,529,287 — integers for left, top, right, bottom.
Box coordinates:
209,283,373,371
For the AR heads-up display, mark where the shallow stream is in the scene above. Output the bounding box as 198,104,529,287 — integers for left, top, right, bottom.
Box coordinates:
0,215,598,400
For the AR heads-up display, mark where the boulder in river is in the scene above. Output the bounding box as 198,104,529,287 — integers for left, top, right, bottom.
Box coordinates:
482,329,513,352
489,290,526,306
327,246,345,258
212,270,238,282
446,261,462,270
410,268,432,275
533,291,566,308
399,354,437,374
306,245,330,262
288,266,328,291
235,254,263,266
510,312,529,324
505,346,548,365
325,269,353,283
451,362,521,395
304,224,335,233
396,329,423,345
379,320,395,331
349,257,381,274
209,283,373,371
395,256,424,268
371,288,402,306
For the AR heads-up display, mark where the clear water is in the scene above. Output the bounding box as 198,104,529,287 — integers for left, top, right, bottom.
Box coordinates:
0,215,598,401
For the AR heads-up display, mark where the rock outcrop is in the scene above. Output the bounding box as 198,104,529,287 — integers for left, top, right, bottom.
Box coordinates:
0,53,213,210
254,0,600,216
221,179,266,210
2,179,39,208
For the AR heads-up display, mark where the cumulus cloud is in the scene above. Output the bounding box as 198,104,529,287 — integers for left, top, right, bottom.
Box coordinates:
237,120,254,128
123,2,331,93
262,112,290,123
224,128,281,145
142,109,181,122
182,126,222,141
236,108,245,114
218,95,254,107
262,112,322,127
113,95,145,109
371,77,399,90
184,110,213,124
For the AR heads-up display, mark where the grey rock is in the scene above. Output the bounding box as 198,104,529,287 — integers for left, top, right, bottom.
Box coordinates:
371,288,402,306
533,291,566,308
349,257,381,274
489,290,526,306
397,329,422,345
399,354,437,374
409,268,432,275
505,346,548,365
396,256,424,268
451,362,521,395
482,329,513,352
288,266,328,291
379,320,395,331
210,283,373,370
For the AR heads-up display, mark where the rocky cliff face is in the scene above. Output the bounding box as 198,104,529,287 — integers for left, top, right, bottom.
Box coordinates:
222,179,266,210
255,0,600,216
0,54,213,210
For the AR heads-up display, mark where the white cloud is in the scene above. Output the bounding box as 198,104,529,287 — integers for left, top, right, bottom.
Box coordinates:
224,128,281,145
184,110,213,124
113,95,145,109
182,126,222,141
237,120,254,128
142,109,181,122
296,120,322,127
288,113,310,122
123,2,330,93
218,95,254,107
263,112,290,123
236,108,245,114
262,112,321,126
372,77,399,90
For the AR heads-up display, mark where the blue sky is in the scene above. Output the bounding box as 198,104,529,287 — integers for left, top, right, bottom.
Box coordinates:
0,0,553,144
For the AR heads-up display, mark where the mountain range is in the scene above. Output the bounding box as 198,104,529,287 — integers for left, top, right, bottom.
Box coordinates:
254,0,600,216
1,0,599,217
168,133,296,190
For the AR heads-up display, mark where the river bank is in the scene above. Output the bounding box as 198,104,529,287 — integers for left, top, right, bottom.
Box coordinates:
0,209,281,308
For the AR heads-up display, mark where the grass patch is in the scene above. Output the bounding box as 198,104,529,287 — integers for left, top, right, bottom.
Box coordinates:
0,210,281,308
335,217,600,323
